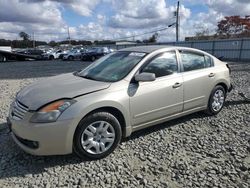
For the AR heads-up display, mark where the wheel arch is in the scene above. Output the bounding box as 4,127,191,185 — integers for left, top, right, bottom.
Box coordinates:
215,82,228,93
205,81,229,112
74,106,130,139
88,107,126,137
205,83,227,115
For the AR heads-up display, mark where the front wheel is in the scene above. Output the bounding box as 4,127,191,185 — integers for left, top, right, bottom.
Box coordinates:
0,55,6,62
49,55,54,60
205,85,226,115
68,56,74,61
73,112,122,159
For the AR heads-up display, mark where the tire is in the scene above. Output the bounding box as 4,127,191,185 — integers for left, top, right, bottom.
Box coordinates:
73,112,122,160
91,56,96,62
49,55,54,60
68,56,74,61
0,55,6,62
205,85,226,115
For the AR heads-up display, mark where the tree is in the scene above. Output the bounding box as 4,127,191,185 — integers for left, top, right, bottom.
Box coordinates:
195,29,209,37
194,24,210,37
19,31,30,41
148,33,158,43
192,25,211,40
143,33,158,43
217,15,250,38
49,40,57,47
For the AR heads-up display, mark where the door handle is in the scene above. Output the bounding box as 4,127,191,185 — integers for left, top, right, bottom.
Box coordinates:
208,73,215,77
173,82,182,88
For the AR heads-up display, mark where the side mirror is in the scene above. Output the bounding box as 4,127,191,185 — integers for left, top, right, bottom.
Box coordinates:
135,72,156,82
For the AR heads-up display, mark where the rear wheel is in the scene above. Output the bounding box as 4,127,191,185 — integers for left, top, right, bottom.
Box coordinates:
73,112,122,159
205,85,226,115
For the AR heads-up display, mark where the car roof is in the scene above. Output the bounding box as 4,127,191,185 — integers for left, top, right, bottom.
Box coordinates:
118,45,215,57
119,45,173,53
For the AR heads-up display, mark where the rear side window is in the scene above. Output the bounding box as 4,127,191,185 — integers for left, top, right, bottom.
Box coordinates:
180,51,213,72
204,55,213,68
142,51,178,78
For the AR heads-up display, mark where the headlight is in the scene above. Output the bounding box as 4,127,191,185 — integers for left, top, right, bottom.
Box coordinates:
30,99,76,123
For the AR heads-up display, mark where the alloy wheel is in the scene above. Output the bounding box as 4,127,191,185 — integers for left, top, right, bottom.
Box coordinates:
81,121,115,155
212,89,225,112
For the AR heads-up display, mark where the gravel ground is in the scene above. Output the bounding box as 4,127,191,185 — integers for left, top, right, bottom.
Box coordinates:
0,60,249,188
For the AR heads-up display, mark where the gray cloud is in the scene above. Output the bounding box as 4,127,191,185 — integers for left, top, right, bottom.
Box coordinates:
206,0,250,16
19,0,73,3
108,0,190,29
0,0,249,42
0,0,63,24
18,0,100,16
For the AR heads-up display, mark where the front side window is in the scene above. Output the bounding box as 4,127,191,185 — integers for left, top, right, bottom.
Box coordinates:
142,51,178,78
180,51,211,72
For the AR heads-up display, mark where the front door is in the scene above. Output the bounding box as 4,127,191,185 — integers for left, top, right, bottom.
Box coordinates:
129,51,184,127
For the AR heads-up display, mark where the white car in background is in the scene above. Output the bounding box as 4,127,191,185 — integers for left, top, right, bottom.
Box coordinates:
42,50,68,60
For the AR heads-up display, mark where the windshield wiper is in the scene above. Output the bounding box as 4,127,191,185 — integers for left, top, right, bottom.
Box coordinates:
73,70,81,76
78,75,98,81
74,71,100,81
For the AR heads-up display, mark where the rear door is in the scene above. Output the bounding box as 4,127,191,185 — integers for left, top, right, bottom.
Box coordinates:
178,50,215,111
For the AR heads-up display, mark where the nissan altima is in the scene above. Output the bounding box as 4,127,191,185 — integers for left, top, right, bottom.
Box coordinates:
7,46,232,159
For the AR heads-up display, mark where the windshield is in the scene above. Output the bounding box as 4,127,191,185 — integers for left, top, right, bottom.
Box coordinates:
88,48,99,53
70,49,78,53
78,51,146,82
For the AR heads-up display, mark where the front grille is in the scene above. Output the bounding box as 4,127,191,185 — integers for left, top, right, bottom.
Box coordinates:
11,100,29,120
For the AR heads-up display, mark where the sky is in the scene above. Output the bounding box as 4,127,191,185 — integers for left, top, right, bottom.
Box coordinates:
0,0,249,42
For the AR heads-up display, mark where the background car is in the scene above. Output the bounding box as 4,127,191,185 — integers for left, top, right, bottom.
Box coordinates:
41,49,65,60
81,47,112,61
58,50,69,59
16,48,44,56
63,49,86,61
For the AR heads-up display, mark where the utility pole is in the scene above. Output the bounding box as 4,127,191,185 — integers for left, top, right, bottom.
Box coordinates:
176,1,180,42
33,32,35,48
67,27,71,45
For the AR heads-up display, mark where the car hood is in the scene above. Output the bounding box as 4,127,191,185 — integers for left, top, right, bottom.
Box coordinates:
17,73,111,110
